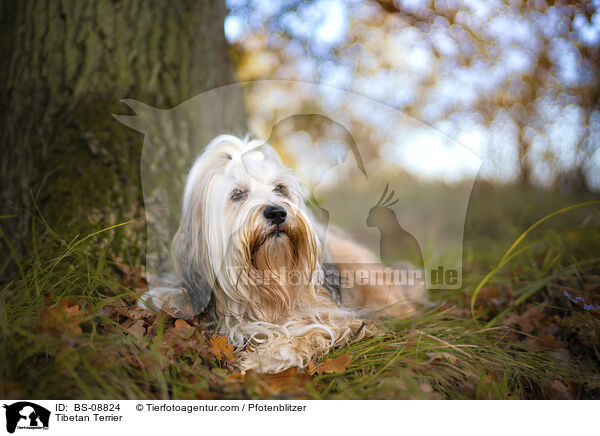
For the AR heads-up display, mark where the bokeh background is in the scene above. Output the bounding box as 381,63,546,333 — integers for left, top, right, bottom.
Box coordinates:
226,0,600,191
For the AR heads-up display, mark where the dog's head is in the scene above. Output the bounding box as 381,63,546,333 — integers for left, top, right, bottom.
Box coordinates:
173,135,321,322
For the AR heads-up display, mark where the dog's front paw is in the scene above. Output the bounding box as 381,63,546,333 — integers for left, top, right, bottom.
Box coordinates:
138,287,196,319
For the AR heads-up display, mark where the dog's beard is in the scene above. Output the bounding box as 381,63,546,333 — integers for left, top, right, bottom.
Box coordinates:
250,228,295,322
251,227,294,272
218,208,319,324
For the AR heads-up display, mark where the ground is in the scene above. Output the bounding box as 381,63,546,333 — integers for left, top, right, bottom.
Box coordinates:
0,183,599,399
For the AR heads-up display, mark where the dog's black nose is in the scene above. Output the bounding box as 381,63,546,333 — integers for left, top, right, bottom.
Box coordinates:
263,205,287,225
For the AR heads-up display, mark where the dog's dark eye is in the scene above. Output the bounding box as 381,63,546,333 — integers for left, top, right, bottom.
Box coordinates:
230,189,245,201
273,184,288,197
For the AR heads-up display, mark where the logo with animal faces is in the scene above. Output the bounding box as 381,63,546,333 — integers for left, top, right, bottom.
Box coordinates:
2,402,50,433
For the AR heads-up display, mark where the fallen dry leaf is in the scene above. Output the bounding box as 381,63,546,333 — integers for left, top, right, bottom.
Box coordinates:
543,379,573,400
227,367,313,397
127,320,146,337
260,367,309,389
103,301,155,323
157,321,209,362
474,285,512,311
208,335,235,361
500,304,545,334
174,319,193,330
516,305,545,333
39,298,84,335
163,320,195,342
110,253,148,295
535,333,564,350
309,352,351,375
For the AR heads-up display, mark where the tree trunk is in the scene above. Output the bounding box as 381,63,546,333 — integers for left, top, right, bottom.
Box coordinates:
0,0,245,275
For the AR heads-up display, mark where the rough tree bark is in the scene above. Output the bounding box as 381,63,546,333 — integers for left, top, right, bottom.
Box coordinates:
0,0,245,275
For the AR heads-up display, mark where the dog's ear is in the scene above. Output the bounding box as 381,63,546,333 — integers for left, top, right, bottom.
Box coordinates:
322,262,342,306
183,274,213,315
172,222,213,316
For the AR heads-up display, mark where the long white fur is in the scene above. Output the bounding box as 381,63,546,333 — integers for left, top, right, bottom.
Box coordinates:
143,135,367,373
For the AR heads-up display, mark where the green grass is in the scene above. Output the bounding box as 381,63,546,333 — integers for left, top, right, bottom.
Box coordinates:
314,314,576,399
1,185,599,399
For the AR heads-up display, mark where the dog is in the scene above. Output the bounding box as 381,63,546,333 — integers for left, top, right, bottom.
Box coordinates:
140,135,421,373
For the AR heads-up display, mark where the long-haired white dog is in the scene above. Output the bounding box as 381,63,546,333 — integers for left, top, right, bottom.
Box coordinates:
141,135,419,373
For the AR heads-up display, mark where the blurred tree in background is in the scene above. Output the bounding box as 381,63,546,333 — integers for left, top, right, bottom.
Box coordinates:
1,0,598,278
225,0,600,191
0,0,244,275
